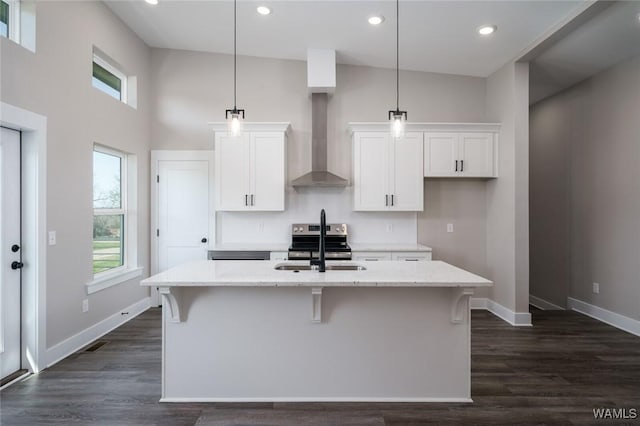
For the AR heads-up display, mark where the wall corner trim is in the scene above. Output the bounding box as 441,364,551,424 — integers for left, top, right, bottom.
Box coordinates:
470,297,532,326
45,297,151,368
529,295,565,310
567,297,640,338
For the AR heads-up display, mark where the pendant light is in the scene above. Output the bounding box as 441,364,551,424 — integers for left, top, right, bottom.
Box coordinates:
388,0,406,139
225,0,244,136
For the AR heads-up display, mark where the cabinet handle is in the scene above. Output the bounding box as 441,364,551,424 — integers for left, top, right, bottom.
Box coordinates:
245,194,248,206
391,194,394,206
385,194,389,206
455,160,458,172
461,160,464,172
251,194,255,206
365,258,379,261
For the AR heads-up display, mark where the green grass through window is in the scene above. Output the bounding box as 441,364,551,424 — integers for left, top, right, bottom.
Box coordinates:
92,239,122,274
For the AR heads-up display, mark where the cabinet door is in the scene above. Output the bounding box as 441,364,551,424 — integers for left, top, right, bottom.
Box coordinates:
215,134,250,211
250,132,285,211
390,132,424,211
424,133,458,177
353,132,390,211
459,133,494,177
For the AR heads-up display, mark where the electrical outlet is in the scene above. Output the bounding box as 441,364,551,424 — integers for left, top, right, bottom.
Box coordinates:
593,282,600,294
48,231,57,245
386,223,393,233
447,223,454,233
82,299,89,312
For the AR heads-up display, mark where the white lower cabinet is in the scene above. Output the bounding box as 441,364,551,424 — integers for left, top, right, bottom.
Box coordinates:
391,252,432,261
270,251,288,261
352,252,392,262
353,251,432,261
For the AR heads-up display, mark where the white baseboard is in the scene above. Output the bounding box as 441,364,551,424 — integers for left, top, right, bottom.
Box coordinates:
45,297,151,368
567,297,640,337
470,297,532,326
160,397,474,403
529,295,565,310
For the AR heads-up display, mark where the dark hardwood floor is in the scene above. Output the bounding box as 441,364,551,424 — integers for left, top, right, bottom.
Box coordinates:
2,308,639,425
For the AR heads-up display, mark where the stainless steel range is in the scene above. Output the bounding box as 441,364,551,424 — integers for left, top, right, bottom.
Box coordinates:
288,223,351,260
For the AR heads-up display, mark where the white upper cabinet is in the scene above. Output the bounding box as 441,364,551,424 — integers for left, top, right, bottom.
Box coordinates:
424,129,498,178
353,131,424,211
212,123,289,211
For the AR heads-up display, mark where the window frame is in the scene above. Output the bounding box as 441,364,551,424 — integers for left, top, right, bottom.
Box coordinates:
92,52,128,104
88,145,141,294
0,0,20,42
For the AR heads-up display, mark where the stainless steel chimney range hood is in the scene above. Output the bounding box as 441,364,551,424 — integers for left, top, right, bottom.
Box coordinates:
292,49,348,188
291,93,348,188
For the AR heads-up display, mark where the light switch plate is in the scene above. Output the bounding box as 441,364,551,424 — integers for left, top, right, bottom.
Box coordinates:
593,282,600,294
447,223,454,233
48,231,57,245
82,299,89,312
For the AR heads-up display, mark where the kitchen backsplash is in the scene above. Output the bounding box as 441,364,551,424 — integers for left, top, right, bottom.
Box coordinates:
216,187,417,245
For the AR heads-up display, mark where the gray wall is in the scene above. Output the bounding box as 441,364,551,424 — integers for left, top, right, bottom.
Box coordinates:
0,1,151,347
150,48,490,275
530,55,640,320
485,61,530,314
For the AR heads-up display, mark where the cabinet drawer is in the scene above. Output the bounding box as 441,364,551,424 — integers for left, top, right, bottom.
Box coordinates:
391,252,432,261
270,251,288,261
352,252,392,261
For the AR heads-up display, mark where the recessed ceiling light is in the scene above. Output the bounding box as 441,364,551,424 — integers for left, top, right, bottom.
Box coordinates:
478,25,497,36
145,0,158,5
257,6,271,15
368,16,384,25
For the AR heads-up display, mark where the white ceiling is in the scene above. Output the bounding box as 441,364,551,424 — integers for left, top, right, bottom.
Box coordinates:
105,0,585,77
529,1,640,104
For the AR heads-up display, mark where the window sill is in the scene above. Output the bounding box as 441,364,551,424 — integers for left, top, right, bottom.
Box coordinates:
86,266,143,295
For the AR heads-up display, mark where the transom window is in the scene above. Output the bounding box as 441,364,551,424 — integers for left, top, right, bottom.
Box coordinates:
0,0,18,40
92,52,128,103
93,146,126,275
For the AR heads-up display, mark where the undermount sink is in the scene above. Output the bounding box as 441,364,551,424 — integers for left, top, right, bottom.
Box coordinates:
274,263,366,271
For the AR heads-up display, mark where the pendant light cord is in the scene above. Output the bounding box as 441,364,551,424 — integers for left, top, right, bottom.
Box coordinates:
234,0,237,109
396,0,399,110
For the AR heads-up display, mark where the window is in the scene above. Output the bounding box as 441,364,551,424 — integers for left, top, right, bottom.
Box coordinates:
93,147,126,275
89,145,141,293
0,1,9,37
0,0,18,40
92,52,128,103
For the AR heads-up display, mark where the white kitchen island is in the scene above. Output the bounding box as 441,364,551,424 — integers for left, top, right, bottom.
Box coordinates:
141,260,492,402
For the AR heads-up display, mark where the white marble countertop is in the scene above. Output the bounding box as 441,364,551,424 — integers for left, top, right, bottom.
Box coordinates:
141,260,491,288
349,243,432,252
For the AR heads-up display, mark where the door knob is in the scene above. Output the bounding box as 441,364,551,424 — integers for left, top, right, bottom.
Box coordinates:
11,244,20,253
11,261,24,270
201,238,208,243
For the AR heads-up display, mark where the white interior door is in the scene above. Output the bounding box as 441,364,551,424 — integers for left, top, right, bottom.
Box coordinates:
158,159,211,272
0,127,22,380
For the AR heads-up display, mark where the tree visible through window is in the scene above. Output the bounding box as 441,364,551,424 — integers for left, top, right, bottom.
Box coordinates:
93,147,125,274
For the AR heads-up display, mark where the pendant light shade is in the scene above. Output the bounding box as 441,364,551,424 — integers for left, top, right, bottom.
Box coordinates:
225,0,244,136
388,0,407,138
